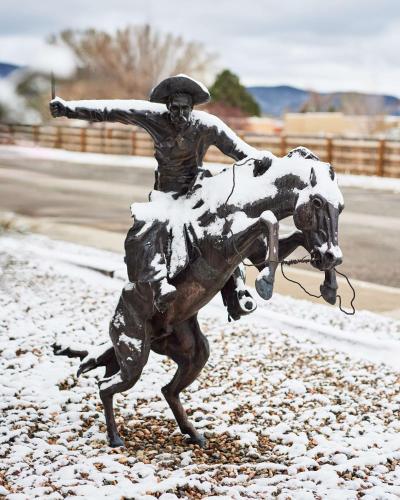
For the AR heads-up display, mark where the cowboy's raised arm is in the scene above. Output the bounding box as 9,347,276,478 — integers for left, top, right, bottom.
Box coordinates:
49,97,166,127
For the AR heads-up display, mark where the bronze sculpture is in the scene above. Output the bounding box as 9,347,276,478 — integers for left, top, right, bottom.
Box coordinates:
50,130,344,447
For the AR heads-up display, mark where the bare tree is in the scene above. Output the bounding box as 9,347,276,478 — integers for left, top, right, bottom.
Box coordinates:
49,25,216,100
300,91,336,113
341,92,386,135
340,92,384,116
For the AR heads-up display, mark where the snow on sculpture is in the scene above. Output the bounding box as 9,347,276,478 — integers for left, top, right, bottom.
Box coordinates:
51,75,344,448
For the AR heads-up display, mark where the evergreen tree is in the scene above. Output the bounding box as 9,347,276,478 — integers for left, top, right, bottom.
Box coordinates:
210,69,261,116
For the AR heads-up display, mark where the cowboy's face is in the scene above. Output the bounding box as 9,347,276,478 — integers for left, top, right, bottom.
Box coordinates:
167,94,193,129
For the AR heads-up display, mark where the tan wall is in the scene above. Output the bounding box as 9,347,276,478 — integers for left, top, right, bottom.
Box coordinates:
284,112,379,136
225,117,282,135
244,117,283,135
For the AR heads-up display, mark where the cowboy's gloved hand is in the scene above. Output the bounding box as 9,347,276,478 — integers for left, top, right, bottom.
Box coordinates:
49,99,67,118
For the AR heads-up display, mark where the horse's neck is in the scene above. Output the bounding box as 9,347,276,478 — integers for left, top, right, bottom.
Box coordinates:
225,161,305,220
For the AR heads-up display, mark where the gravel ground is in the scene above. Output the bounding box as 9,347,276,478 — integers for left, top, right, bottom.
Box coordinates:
1,234,400,499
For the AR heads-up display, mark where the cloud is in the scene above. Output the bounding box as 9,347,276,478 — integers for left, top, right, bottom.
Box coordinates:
0,0,399,96
0,37,76,77
30,44,76,78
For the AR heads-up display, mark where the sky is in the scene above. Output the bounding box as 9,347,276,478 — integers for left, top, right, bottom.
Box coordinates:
1,0,400,96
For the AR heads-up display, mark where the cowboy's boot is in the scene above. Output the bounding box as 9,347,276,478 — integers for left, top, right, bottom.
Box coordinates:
221,265,257,321
152,278,177,313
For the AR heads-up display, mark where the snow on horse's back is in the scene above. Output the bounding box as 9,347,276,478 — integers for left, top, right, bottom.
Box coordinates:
130,152,343,231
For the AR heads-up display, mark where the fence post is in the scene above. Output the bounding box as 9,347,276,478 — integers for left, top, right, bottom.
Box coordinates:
54,126,62,149
80,127,87,152
99,125,104,154
32,125,40,145
280,135,286,156
106,128,113,154
326,136,333,164
376,139,385,177
131,128,136,155
8,124,14,145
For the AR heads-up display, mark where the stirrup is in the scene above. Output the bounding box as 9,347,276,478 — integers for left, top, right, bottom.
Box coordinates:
227,287,257,322
238,289,257,314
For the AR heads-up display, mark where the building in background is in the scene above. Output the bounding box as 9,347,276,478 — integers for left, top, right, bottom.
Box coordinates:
283,112,400,138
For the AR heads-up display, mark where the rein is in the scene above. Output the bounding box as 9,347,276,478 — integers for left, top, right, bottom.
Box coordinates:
223,158,356,316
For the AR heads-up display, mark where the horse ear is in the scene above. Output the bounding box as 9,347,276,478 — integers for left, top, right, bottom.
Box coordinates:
253,157,272,177
310,167,317,187
287,147,320,161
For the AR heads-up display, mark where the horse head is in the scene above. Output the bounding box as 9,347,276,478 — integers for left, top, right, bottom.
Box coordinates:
288,147,344,271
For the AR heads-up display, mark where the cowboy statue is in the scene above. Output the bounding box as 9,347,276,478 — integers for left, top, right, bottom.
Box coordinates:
49,74,267,319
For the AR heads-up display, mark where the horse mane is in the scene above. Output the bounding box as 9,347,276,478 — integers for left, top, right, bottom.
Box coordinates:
131,151,342,228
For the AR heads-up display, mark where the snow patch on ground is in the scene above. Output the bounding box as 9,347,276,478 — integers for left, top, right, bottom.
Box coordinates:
1,233,400,499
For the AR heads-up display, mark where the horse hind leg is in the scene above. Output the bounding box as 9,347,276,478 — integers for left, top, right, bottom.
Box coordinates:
99,293,151,447
77,344,118,378
153,316,210,447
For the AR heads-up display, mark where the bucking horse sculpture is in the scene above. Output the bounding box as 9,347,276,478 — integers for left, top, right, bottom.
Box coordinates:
55,147,344,448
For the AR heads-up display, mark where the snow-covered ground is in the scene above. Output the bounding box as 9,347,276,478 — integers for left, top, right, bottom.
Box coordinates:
1,145,400,193
1,233,400,499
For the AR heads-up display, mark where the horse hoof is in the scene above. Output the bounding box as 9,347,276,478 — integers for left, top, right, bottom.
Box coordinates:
185,434,206,448
109,436,125,448
320,284,337,305
255,276,273,300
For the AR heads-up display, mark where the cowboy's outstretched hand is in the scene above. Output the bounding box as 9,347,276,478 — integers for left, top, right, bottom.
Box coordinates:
49,100,66,118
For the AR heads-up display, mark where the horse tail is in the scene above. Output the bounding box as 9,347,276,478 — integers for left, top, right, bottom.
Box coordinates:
53,343,88,360
52,342,118,378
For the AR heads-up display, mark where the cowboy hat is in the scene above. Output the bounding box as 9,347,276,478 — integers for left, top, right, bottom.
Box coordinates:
150,74,210,105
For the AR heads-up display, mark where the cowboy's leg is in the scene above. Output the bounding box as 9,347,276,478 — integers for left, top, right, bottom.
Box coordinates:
125,221,176,313
220,265,257,321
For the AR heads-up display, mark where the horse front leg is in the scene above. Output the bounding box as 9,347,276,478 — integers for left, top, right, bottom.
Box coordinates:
320,270,338,305
248,230,338,305
248,230,305,271
254,212,279,300
279,231,338,304
229,210,279,301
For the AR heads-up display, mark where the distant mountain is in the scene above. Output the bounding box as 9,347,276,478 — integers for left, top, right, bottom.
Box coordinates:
0,62,20,78
247,86,309,117
247,85,400,117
